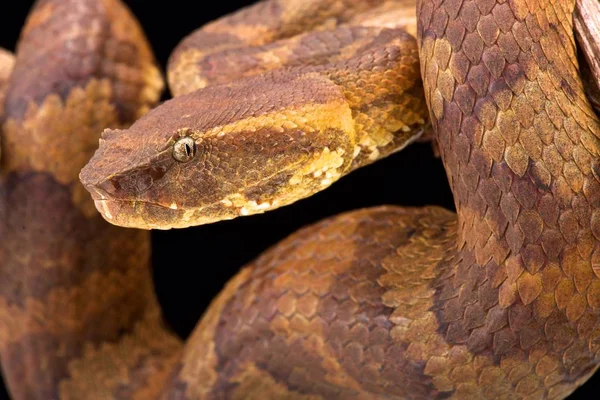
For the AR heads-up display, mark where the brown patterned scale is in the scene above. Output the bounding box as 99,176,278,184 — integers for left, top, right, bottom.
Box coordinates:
1,0,600,399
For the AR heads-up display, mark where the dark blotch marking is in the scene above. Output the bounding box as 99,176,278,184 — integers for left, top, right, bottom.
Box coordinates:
0,172,157,396
0,172,149,306
193,208,456,399
4,0,154,123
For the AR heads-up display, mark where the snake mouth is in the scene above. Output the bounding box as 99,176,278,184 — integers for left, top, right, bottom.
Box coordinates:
91,193,283,229
91,198,181,230
88,186,250,230
84,185,182,229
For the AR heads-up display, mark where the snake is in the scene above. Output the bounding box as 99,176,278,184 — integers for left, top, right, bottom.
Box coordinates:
1,0,600,398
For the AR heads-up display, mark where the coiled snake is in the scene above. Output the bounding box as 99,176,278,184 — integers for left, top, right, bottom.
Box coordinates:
1,0,600,399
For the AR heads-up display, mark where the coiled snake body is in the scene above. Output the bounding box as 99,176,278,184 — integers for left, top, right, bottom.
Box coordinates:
1,0,600,399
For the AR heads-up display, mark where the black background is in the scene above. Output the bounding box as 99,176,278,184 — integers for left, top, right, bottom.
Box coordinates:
0,1,597,399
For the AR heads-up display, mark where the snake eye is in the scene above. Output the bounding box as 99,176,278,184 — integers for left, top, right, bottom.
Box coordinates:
173,137,196,163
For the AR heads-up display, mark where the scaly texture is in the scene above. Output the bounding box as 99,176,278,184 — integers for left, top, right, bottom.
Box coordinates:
81,0,600,399
3,0,600,399
0,1,181,399
154,0,600,395
0,49,15,157
167,0,419,96
574,0,600,113
417,0,600,398
80,0,429,228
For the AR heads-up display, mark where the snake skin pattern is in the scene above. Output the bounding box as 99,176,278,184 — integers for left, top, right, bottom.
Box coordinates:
80,0,429,229
2,0,600,399
574,0,600,113
0,0,181,398
0,50,14,132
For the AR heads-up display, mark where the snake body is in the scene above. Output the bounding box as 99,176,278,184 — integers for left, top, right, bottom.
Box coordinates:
0,1,180,398
2,0,600,399
0,50,14,126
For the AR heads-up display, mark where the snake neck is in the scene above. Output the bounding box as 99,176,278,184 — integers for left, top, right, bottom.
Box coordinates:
420,0,600,365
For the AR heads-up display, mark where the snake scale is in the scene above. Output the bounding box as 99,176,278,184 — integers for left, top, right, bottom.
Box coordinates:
1,0,600,398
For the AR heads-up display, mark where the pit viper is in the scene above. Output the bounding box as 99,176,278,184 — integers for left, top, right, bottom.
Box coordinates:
1,0,600,399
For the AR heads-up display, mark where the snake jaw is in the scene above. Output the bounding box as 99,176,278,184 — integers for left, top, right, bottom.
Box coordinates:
78,70,364,229
83,173,188,230
89,198,185,230
95,199,116,221
78,9,428,230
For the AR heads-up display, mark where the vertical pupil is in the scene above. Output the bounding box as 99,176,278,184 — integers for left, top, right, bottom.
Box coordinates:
174,138,195,162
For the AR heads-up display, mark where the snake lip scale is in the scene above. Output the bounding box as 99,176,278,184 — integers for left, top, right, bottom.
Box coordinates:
2,0,600,399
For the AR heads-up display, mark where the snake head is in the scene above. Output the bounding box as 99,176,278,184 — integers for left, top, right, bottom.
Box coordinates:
80,74,356,229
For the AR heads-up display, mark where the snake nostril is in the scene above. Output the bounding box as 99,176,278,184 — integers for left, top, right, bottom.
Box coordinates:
95,174,150,199
95,177,123,198
91,164,169,200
